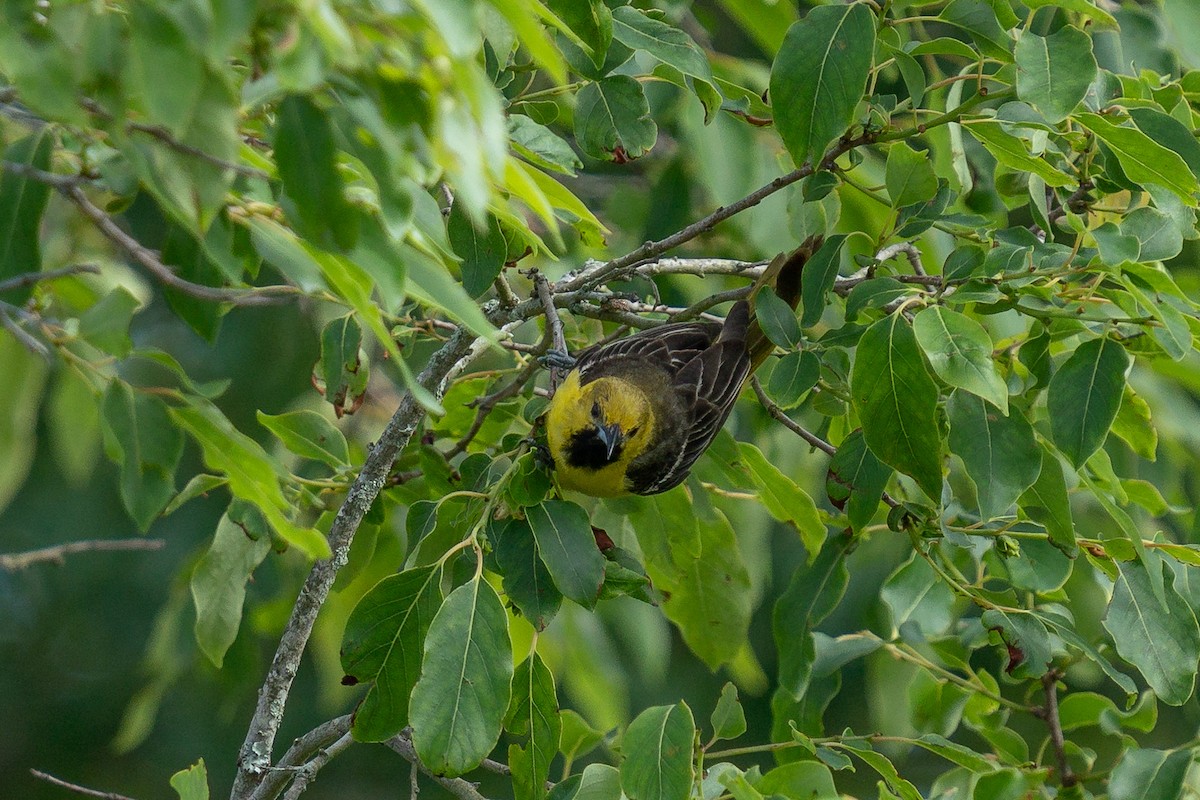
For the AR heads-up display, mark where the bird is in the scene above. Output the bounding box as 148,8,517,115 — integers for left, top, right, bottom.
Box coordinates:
544,239,819,497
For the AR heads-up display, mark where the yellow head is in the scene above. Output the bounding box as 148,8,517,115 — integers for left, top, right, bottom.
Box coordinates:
546,371,655,496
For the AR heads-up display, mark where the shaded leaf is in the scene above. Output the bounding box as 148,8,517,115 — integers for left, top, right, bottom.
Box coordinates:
410,578,514,775
341,565,443,741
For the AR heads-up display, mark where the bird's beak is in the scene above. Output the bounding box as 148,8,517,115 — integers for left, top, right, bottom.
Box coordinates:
596,422,624,460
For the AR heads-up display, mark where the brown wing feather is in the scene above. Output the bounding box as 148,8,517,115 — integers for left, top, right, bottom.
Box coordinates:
632,303,753,494
574,321,722,380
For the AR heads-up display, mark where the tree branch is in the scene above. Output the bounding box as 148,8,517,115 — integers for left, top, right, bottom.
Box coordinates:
231,327,479,798
0,263,101,294
29,770,140,800
385,732,488,800
0,539,164,571
0,162,296,307
249,716,352,800
1036,670,1077,788
280,732,353,800
874,242,927,276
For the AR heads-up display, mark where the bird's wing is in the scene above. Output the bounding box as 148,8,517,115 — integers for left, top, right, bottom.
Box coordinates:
575,321,721,379
634,318,752,495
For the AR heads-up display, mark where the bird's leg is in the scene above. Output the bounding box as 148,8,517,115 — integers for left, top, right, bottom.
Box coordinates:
539,349,576,370
531,269,574,390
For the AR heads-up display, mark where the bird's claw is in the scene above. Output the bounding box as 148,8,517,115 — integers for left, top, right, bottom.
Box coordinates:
539,349,576,370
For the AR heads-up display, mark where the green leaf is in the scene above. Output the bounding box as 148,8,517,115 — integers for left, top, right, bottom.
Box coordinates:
527,500,605,608
79,288,143,359
1014,27,1096,124
171,401,330,559
912,734,998,774
559,709,605,763
507,653,561,800
1109,748,1192,800
490,516,563,630
101,382,183,531
980,608,1052,679
799,235,847,328
774,534,851,696
947,393,1040,520
709,683,747,743
835,740,922,800
191,511,272,668
881,554,957,636
627,492,752,669
170,758,209,800
754,287,802,350
403,237,503,343
766,351,819,409
1018,446,1077,556
1021,0,1117,29
488,0,567,84
410,578,513,776
886,142,938,208
509,114,582,176
620,703,695,800
851,314,943,500
257,410,349,468
758,762,839,799
1047,336,1130,468
126,5,204,135
0,130,53,302
610,6,720,122
770,4,875,168
1104,558,1200,705
0,337,47,514
1038,609,1138,702
448,203,508,298
964,121,1074,187
938,0,1012,60
913,307,1009,413
341,565,443,741
1077,113,1200,206
274,94,359,250
1128,108,1200,186
738,443,824,557
574,76,657,161
826,429,892,534
1110,385,1157,461
318,314,368,417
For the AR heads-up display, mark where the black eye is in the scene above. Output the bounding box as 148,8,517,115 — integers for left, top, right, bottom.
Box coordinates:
628,426,640,436
591,401,602,419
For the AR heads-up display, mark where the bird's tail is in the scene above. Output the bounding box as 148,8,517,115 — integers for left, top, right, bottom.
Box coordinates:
744,236,824,370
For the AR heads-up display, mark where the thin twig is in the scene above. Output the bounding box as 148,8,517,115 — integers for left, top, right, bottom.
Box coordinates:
0,263,101,294
385,732,488,800
1036,670,1077,788
750,378,900,509
1,539,165,571
280,732,353,800
77,97,269,179
0,162,294,307
0,309,50,358
29,770,139,800
249,716,352,800
874,242,927,276
750,377,837,456
445,359,541,459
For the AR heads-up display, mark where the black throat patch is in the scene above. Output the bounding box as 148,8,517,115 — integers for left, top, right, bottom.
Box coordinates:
565,427,623,469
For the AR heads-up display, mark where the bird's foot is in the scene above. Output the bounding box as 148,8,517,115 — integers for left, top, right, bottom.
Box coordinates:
539,348,576,370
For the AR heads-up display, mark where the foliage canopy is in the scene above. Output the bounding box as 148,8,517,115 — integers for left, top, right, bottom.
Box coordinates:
5,0,1200,799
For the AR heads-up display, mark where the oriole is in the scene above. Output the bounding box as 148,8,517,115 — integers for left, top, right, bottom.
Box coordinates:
545,239,819,497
